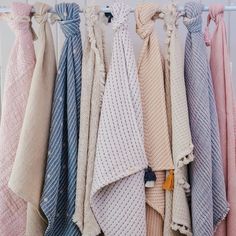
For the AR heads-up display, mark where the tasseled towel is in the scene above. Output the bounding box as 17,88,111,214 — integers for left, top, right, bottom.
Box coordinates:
183,2,229,236
73,6,106,236
0,3,35,235
135,3,174,236
162,4,193,236
39,3,82,236
204,4,236,236
90,2,147,236
8,3,56,236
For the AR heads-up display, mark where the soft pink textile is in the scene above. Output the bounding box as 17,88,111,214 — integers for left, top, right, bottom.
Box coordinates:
204,4,236,236
0,3,35,236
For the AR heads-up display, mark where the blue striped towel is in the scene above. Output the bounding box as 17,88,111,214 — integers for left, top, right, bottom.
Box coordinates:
39,3,82,236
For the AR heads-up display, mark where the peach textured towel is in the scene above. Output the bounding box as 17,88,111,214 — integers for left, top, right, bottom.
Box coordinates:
8,3,56,236
73,6,106,236
90,2,147,236
136,3,174,236
204,4,236,236
0,2,35,236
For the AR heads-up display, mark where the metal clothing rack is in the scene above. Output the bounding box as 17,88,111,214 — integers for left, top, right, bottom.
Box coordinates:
0,5,236,13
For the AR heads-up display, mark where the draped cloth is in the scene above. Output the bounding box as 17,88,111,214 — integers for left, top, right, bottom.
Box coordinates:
0,3,35,236
8,3,56,236
183,2,229,236
39,3,82,236
73,6,106,236
135,3,174,236
204,4,236,236
162,5,193,236
90,2,147,236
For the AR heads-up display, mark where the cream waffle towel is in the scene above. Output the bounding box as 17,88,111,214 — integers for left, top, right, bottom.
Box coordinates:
90,2,147,236
162,4,194,236
8,3,56,236
73,6,106,236
135,3,174,236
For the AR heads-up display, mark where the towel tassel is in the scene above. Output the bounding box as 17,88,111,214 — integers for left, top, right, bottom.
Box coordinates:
163,169,174,191
144,166,156,188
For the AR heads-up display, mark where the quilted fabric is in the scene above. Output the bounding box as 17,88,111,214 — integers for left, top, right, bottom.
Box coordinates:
0,3,35,236
90,2,147,236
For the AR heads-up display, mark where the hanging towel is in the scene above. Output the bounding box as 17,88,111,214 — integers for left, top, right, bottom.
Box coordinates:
162,4,194,236
135,3,174,236
90,2,147,236
204,4,236,236
0,3,35,236
39,3,82,236
7,3,56,236
183,2,229,236
73,6,106,236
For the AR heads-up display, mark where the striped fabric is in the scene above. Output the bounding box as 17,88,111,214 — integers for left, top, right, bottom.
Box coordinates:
204,5,236,236
90,2,147,236
135,3,174,236
73,6,106,236
183,2,229,236
39,3,82,236
0,3,35,236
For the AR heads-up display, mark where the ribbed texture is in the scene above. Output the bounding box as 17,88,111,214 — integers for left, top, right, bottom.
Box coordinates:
184,2,229,236
90,2,147,236
0,3,35,236
162,5,193,236
39,3,82,236
135,3,174,236
73,6,106,236
204,4,236,236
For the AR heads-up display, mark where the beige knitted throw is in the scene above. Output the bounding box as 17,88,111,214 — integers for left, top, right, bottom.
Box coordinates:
136,3,174,236
8,3,56,236
73,6,106,236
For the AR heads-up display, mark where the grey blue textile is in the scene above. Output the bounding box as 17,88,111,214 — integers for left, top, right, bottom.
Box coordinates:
183,2,229,236
40,3,82,236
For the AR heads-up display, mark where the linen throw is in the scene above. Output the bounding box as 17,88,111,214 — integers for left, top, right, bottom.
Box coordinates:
39,3,82,236
204,4,236,236
135,4,174,236
162,5,194,236
0,3,35,236
73,6,106,236
183,2,229,236
90,2,147,236
8,3,56,236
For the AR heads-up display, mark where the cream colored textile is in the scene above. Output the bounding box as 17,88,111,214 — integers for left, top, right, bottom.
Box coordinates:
73,6,106,236
8,3,56,236
162,5,194,236
136,3,174,236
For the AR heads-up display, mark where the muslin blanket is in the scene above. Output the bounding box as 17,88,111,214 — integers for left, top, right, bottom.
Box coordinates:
184,2,229,236
0,3,35,236
162,4,194,236
8,3,56,236
39,3,82,236
135,3,174,236
73,6,106,236
90,2,147,236
204,4,236,236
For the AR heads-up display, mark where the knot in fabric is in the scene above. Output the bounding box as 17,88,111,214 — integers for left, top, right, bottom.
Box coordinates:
183,2,203,33
85,6,100,28
33,3,52,25
111,2,130,32
55,3,81,38
135,3,161,39
34,13,48,24
209,4,224,24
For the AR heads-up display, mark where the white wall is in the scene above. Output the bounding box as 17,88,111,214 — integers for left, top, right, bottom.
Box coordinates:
0,0,235,92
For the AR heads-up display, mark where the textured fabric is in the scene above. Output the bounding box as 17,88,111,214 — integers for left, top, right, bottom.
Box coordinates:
0,3,35,236
135,3,174,236
39,3,82,236
7,3,56,236
162,5,193,236
204,5,236,236
73,6,106,236
183,2,229,236
90,2,147,236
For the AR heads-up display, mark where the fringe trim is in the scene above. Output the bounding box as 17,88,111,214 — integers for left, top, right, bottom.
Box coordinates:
213,205,230,233
171,223,192,236
177,151,194,168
